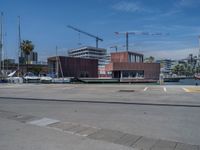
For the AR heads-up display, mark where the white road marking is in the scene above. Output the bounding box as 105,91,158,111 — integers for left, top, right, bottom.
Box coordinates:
28,118,59,127
143,87,148,91
182,88,190,92
163,87,167,92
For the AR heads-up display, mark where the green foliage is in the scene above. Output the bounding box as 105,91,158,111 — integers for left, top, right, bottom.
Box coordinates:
145,56,155,63
172,63,198,76
20,40,34,73
20,40,34,55
195,66,200,73
29,66,42,75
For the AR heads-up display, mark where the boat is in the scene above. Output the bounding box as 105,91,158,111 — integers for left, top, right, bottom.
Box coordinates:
7,70,23,83
194,74,200,80
23,72,40,83
40,76,52,83
52,77,71,83
39,73,52,83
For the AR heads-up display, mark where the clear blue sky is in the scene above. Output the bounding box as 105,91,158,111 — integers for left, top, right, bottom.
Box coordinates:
1,0,200,61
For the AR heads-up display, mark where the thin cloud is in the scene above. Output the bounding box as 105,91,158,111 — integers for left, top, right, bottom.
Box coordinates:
112,1,147,13
176,0,200,8
144,48,199,60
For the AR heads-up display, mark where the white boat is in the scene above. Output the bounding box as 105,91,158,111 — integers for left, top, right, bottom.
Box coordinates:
52,78,71,83
7,70,23,83
39,76,52,83
23,72,40,83
195,74,200,80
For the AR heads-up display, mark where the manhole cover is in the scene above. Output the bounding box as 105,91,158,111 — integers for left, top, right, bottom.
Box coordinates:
118,90,135,92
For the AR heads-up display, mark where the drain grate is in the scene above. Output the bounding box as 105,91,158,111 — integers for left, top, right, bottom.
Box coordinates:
118,90,135,92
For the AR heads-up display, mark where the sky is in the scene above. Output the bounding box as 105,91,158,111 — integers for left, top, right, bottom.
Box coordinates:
1,0,200,61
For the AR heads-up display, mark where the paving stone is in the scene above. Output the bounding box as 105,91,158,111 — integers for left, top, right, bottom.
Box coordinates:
48,122,79,131
151,139,177,150
13,115,39,123
88,129,125,143
77,127,100,136
114,133,142,146
28,118,59,127
65,125,90,133
175,143,199,150
132,137,158,150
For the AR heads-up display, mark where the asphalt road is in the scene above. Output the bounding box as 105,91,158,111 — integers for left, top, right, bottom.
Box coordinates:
0,84,200,150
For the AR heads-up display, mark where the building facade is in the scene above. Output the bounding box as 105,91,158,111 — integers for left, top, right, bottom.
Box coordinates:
111,51,143,63
19,51,38,64
68,46,107,66
156,59,178,74
48,56,98,78
106,51,160,80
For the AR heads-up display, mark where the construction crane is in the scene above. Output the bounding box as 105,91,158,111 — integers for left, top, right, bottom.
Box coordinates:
110,45,118,52
67,25,103,48
115,31,168,51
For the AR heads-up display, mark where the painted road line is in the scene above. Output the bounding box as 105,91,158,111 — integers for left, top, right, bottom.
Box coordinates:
182,88,190,93
163,87,167,92
185,87,200,93
143,87,148,91
28,117,59,127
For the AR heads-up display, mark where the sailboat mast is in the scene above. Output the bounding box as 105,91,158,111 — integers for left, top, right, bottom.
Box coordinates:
17,16,21,76
0,12,3,73
198,36,200,58
56,46,59,78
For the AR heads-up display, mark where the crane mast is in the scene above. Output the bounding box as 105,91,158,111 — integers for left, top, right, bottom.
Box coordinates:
67,25,103,48
115,31,167,51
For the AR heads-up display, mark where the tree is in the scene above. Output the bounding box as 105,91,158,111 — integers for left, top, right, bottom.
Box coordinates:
172,65,180,75
20,40,34,73
195,66,200,73
29,66,42,75
145,56,155,63
179,65,185,75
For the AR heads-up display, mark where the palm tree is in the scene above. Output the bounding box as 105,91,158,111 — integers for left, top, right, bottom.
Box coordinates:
20,40,34,73
145,56,155,63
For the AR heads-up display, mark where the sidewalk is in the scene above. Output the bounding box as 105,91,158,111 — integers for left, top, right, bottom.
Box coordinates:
0,109,199,150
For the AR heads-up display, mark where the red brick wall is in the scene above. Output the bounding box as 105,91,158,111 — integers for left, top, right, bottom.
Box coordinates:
48,56,98,78
111,52,129,62
106,62,160,80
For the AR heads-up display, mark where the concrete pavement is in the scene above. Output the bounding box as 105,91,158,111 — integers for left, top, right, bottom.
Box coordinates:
0,109,199,150
0,83,200,149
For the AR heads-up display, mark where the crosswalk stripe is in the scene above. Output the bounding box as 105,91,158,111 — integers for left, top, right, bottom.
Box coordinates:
163,87,167,92
28,118,59,127
182,88,190,92
143,87,148,91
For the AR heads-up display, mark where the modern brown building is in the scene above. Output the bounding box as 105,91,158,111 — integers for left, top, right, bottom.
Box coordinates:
106,51,160,80
48,56,98,78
